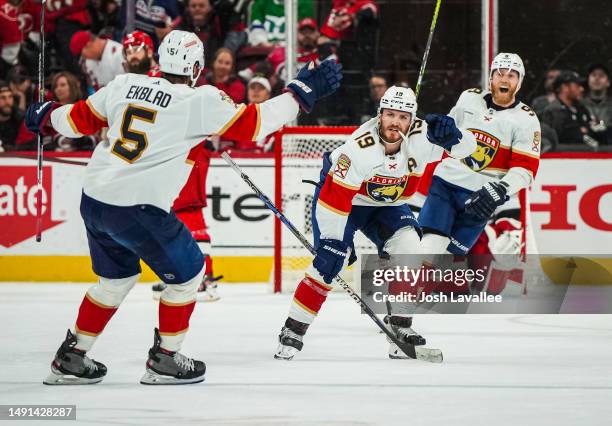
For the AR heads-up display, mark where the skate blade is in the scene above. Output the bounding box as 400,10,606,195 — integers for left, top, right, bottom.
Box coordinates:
197,294,220,303
43,372,103,385
140,369,205,385
273,353,294,360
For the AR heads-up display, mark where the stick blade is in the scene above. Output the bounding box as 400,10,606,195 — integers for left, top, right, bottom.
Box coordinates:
415,347,444,363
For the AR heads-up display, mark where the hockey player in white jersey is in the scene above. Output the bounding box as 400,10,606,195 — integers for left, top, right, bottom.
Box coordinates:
274,86,477,360
418,53,541,257
25,30,342,385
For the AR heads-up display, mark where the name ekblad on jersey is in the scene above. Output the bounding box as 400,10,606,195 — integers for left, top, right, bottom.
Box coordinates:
366,175,408,203
126,85,172,108
334,154,351,178
462,128,501,172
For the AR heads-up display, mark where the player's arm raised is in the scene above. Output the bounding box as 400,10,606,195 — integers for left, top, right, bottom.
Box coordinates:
24,75,120,137
197,59,342,142
423,113,477,159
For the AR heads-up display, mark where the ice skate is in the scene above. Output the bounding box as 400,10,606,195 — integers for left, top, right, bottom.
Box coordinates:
196,274,222,302
274,318,308,360
387,316,426,359
140,328,206,385
43,329,107,385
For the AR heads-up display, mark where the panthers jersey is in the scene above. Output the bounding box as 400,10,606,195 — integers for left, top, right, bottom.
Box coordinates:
435,88,541,194
50,73,299,211
316,117,476,240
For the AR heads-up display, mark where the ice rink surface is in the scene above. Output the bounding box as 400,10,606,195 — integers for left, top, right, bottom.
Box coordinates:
1,282,611,426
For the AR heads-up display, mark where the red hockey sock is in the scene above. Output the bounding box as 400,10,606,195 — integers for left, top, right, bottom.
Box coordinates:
159,299,196,336
290,275,333,321
75,293,118,337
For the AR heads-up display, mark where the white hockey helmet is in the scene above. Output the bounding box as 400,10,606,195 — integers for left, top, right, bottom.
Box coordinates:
490,52,525,89
158,30,204,87
378,86,417,116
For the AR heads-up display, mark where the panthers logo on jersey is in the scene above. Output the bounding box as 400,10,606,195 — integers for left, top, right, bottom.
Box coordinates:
366,175,408,203
461,129,501,172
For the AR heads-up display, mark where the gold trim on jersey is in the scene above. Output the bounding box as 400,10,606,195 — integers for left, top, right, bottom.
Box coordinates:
318,199,350,216
252,104,262,140
217,104,247,135
66,106,80,134
86,98,107,121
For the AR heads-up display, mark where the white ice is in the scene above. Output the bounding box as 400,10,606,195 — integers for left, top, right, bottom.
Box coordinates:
1,283,611,425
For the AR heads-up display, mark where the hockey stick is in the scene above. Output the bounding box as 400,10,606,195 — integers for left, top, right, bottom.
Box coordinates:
414,0,442,100
221,152,443,363
35,1,47,242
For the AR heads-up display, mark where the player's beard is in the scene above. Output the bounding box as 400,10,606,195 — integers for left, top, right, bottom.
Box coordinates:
127,57,152,75
491,84,518,106
380,122,408,144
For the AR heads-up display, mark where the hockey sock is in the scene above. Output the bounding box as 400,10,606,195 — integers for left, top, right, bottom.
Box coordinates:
158,267,203,351
289,273,333,324
74,274,139,351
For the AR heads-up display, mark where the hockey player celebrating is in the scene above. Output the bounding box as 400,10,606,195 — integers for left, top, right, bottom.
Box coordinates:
275,86,477,360
418,53,541,257
25,30,342,385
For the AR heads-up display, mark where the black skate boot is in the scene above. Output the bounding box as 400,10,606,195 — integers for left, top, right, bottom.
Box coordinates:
274,318,309,360
43,329,107,385
140,328,206,385
387,316,426,359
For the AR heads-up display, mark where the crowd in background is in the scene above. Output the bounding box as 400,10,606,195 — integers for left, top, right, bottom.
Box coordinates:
0,0,610,153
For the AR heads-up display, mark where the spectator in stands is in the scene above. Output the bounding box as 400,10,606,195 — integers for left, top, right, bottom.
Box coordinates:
46,0,91,75
542,70,597,149
70,31,125,90
0,0,24,78
201,47,245,103
88,0,120,38
248,0,314,46
583,63,612,145
6,65,32,114
241,17,322,84
360,72,387,122
52,71,83,105
123,31,159,76
532,68,560,117
169,0,247,66
0,80,23,151
121,0,181,46
247,75,271,104
319,0,379,124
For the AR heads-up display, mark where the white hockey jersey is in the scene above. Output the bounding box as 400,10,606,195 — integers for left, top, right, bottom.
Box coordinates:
51,73,299,211
83,39,126,89
435,89,541,195
316,117,476,240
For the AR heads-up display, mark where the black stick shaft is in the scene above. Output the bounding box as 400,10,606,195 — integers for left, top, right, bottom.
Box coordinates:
221,151,419,360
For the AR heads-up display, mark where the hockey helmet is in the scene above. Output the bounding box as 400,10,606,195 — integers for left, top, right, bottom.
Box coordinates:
158,30,204,87
123,31,154,52
490,52,525,89
378,86,417,116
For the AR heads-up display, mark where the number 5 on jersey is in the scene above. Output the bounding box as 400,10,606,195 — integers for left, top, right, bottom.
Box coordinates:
112,104,157,163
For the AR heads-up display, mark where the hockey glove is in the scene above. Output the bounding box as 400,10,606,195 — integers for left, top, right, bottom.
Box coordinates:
25,101,60,135
313,238,349,284
464,181,510,222
285,59,343,113
425,114,463,150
